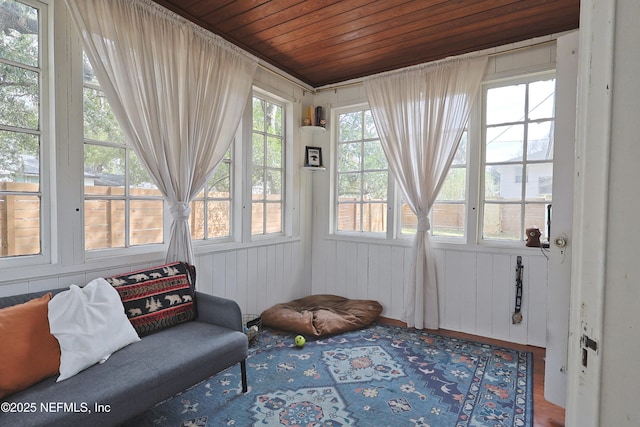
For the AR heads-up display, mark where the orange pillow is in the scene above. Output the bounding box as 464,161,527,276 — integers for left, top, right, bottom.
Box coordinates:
0,293,61,399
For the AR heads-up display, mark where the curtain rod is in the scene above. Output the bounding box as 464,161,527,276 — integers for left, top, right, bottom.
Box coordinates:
312,39,557,93
255,39,557,94
257,62,314,94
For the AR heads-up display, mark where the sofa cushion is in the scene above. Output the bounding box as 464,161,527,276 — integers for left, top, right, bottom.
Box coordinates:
0,293,61,399
105,262,197,337
48,278,140,382
125,321,249,396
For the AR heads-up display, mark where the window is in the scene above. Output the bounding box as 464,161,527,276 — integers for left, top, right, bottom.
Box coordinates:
251,93,284,236
190,149,232,241
335,108,388,234
83,55,164,250
0,0,47,259
400,131,468,238
481,76,555,242
432,131,468,238
335,72,555,246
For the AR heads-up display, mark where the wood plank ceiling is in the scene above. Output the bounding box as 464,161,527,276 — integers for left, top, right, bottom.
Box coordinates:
151,0,580,88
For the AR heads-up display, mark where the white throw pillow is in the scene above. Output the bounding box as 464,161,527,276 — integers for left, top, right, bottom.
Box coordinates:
48,278,140,382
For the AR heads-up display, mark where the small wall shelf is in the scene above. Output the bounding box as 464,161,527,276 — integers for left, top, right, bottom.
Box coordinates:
300,125,326,135
301,166,326,172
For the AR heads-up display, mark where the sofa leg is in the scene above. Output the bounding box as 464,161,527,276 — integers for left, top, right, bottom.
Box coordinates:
241,360,248,393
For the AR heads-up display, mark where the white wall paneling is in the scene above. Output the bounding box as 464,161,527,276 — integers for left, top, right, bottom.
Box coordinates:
195,240,308,317
0,259,167,298
312,240,547,346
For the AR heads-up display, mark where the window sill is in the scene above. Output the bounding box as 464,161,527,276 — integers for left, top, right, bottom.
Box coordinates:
432,240,551,256
325,233,411,247
193,235,301,255
323,233,551,257
0,250,170,289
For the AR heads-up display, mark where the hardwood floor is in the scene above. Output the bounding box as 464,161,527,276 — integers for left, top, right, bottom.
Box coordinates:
378,318,566,427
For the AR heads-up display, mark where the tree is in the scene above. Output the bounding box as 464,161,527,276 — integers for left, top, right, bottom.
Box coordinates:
83,55,156,189
337,110,388,202
251,96,283,197
0,0,40,180
435,134,468,201
0,1,37,38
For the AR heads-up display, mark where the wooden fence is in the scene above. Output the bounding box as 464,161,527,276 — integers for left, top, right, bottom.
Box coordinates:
401,203,466,236
84,186,164,250
483,203,547,239
1,183,547,255
0,183,40,256
337,199,387,232
1,183,280,254
337,199,546,239
336,198,467,235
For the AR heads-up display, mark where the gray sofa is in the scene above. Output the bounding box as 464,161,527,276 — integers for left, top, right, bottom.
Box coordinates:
0,289,248,427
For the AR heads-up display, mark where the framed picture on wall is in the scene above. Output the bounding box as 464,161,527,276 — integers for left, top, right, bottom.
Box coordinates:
305,146,323,167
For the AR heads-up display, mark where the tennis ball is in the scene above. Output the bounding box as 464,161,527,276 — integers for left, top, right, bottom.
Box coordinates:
295,335,306,347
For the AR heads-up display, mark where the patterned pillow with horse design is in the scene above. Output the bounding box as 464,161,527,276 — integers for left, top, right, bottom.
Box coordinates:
105,262,197,337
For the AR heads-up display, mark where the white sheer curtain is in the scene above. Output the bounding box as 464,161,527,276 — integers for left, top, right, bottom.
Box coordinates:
364,55,487,329
65,0,257,264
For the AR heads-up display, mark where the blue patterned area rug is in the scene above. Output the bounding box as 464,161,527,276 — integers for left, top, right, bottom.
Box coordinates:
123,324,533,427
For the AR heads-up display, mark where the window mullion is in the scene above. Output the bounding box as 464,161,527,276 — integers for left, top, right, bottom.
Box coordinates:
262,135,267,234
520,83,530,242
202,188,209,239
359,137,364,232
387,165,395,239
240,92,252,242
521,123,528,243
464,95,481,245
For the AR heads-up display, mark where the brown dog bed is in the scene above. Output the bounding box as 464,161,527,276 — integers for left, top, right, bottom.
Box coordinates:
261,295,383,337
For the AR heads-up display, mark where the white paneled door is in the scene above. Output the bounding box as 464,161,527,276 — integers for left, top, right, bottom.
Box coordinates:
544,30,579,408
